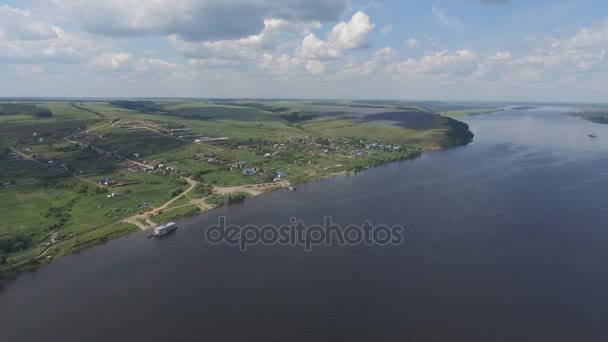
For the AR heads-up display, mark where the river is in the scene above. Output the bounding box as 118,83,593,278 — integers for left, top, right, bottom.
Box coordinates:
1,107,608,341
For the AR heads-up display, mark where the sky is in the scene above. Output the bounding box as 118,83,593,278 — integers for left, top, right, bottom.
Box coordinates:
1,0,608,101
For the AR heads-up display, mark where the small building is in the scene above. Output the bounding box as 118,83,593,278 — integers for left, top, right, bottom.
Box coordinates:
50,232,65,243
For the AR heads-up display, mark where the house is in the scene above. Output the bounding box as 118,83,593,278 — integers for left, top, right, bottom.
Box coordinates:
50,232,65,243
243,168,257,175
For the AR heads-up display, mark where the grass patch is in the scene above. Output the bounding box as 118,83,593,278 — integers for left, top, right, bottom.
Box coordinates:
153,205,201,224
205,192,249,207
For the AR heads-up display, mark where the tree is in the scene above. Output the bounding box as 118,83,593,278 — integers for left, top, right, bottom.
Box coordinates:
261,171,276,183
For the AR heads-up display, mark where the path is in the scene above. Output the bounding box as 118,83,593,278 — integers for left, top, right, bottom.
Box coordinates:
9,147,100,187
122,177,199,230
212,181,289,196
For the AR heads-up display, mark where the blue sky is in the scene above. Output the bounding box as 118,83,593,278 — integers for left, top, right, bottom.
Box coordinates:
1,0,608,101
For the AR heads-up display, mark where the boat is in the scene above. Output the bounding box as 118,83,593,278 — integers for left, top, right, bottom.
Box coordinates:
288,186,296,191
588,134,598,138
149,222,178,238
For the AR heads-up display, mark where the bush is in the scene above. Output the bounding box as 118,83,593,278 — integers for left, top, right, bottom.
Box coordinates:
205,192,247,206
0,233,33,254
194,184,213,196
169,188,183,197
95,187,109,194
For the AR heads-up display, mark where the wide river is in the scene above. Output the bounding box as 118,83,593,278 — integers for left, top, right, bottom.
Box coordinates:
2,108,608,341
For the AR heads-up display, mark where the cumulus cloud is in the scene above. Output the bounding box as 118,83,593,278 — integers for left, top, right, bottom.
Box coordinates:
259,53,303,74
47,0,348,41
297,33,342,60
0,5,114,63
327,11,375,49
471,21,608,85
296,11,374,60
0,5,59,40
170,19,318,60
400,50,477,75
88,52,135,70
554,21,608,50
305,60,326,74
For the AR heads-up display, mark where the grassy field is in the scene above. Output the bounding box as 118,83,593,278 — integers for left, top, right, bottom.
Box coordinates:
0,98,474,283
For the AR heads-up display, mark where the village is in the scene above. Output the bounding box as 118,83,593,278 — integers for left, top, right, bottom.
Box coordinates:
0,99,436,282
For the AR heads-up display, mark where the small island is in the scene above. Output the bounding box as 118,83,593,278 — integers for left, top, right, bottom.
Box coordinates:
0,99,474,282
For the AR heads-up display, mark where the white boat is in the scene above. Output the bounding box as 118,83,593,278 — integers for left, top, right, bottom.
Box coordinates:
152,222,178,237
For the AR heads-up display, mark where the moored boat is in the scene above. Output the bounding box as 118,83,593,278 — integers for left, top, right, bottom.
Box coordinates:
150,222,178,237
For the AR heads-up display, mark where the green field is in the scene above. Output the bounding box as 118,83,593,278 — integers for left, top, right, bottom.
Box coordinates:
0,99,474,283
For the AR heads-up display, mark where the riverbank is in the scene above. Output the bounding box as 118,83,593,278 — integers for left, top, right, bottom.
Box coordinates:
0,144,431,284
567,109,608,125
0,99,474,285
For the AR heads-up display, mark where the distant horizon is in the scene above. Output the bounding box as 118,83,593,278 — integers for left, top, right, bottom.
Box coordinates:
0,97,606,106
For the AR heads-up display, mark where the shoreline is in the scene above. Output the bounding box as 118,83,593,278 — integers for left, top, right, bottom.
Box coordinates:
0,150,429,284
0,114,474,284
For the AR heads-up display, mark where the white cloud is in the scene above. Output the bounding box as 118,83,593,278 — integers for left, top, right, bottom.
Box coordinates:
327,11,375,49
296,11,375,60
297,33,342,60
0,5,113,63
400,50,477,75
260,53,303,74
88,52,134,70
305,60,326,74
47,0,348,41
431,4,464,33
170,19,319,60
381,24,392,35
405,38,420,48
0,5,59,40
